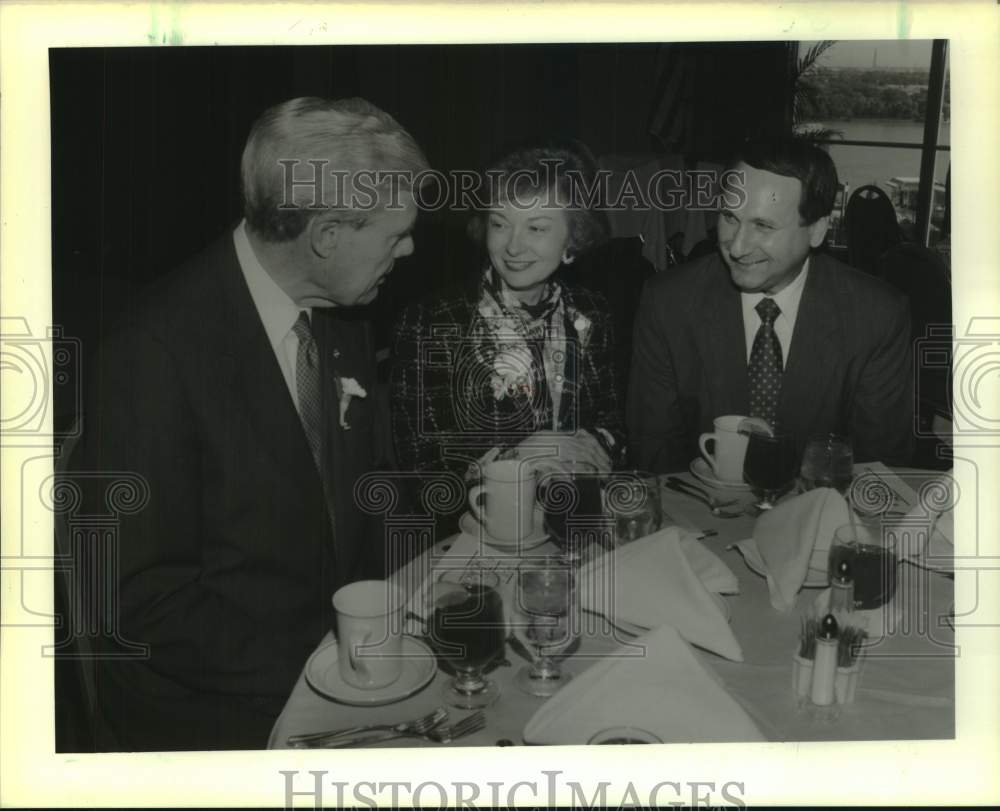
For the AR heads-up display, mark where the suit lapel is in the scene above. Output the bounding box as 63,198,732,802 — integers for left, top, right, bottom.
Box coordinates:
214,241,328,516
779,256,840,432
312,310,374,569
699,257,750,415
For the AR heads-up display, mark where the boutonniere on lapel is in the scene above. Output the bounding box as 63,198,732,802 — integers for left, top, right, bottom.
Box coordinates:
335,376,367,430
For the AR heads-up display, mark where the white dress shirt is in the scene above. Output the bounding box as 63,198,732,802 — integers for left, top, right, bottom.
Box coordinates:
740,258,810,369
233,220,310,410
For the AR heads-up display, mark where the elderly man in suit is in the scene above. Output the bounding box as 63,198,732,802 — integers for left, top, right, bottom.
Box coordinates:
628,138,913,474
71,97,428,750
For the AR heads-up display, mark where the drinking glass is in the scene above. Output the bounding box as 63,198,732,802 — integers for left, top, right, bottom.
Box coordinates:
603,470,662,546
430,569,505,709
538,461,605,562
800,434,854,494
827,522,899,610
512,556,578,697
743,429,798,510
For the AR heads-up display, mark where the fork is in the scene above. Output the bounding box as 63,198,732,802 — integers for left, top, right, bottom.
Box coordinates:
325,711,487,748
286,707,447,748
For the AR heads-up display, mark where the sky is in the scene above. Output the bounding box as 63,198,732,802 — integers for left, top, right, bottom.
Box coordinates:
800,40,935,69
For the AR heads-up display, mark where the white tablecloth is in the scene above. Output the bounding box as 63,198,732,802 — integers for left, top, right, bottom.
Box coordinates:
268,468,954,748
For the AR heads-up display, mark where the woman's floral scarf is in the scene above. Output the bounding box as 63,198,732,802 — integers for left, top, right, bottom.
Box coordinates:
472,267,592,431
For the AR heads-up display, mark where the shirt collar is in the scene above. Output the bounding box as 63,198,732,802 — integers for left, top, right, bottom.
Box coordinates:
741,256,810,322
233,220,309,351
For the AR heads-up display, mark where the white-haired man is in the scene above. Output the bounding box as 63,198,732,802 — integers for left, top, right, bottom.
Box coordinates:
72,97,429,750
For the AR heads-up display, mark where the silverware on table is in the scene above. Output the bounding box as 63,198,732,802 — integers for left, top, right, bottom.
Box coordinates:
286,706,447,748
663,477,745,519
324,710,487,748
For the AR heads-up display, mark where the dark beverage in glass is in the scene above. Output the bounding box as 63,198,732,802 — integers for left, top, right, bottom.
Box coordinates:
431,583,505,670
827,541,898,610
743,430,798,509
538,462,606,555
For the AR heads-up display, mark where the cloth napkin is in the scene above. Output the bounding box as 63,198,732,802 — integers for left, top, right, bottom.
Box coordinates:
522,624,764,744
579,527,743,661
737,488,851,612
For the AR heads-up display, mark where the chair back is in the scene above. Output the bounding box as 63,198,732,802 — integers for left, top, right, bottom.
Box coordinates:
877,243,953,468
845,184,902,274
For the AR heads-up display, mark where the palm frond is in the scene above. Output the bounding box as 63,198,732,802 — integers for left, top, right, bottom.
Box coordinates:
796,40,837,78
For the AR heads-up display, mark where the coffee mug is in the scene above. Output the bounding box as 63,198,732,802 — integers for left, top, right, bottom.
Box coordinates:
468,459,536,542
698,415,751,483
332,580,404,690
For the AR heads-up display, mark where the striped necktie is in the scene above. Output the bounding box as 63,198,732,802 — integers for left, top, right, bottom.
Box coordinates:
292,311,323,472
748,297,783,428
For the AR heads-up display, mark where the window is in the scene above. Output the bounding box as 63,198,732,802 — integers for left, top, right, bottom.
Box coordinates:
794,39,950,250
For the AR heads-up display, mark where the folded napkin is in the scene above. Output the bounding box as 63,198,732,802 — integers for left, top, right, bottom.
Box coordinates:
579,527,743,661
523,624,764,744
737,488,850,612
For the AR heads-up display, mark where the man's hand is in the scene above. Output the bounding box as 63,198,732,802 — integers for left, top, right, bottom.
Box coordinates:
513,430,611,474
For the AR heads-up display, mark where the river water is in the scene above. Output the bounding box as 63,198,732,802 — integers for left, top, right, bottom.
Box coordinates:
801,118,951,192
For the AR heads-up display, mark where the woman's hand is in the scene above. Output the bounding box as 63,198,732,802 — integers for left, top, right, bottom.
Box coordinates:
513,430,611,474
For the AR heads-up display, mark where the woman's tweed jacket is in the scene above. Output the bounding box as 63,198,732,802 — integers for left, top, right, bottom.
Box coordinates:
391,278,626,484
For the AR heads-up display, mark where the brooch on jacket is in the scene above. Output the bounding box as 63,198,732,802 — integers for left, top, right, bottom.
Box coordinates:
335,376,367,429
568,309,592,352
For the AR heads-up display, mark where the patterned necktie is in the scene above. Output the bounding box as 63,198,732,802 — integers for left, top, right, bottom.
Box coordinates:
292,311,323,472
748,297,783,428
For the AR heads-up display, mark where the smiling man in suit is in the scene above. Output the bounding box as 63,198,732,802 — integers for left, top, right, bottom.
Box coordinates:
628,138,913,474
71,97,428,750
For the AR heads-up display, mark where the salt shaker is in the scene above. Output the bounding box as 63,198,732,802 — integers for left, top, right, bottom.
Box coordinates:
809,614,839,706
830,559,855,614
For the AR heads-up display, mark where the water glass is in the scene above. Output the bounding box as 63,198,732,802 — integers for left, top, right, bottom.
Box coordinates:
800,434,854,494
603,470,662,546
512,557,578,697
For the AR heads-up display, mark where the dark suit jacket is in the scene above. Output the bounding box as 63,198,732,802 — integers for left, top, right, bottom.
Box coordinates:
72,234,381,750
627,251,913,474
390,279,625,533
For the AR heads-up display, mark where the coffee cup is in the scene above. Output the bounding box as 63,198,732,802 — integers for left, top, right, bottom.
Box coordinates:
698,415,751,483
468,459,536,542
332,580,404,690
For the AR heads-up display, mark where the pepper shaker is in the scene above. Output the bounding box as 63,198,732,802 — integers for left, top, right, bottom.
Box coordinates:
810,614,839,707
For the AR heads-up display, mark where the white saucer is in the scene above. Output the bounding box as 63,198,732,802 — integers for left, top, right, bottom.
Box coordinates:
689,458,752,492
458,507,549,551
738,542,829,588
305,636,437,706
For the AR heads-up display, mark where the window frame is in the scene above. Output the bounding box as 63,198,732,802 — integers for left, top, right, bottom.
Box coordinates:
800,39,950,248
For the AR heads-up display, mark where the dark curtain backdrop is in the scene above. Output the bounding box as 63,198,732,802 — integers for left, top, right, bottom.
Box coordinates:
51,43,792,427
647,42,793,161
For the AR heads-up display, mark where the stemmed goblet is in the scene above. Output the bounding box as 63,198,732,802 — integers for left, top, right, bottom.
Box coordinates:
743,428,798,511
430,569,505,709
512,556,578,697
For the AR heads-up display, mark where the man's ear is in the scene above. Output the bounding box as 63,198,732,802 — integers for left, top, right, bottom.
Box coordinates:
808,214,831,248
309,212,342,259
